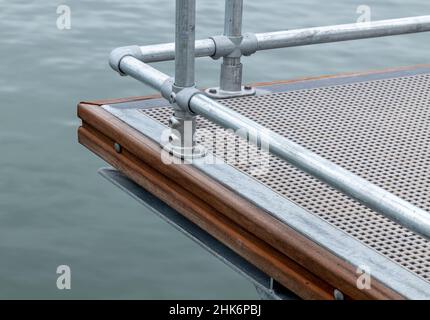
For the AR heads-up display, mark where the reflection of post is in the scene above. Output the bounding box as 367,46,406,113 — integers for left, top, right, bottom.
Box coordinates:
169,0,198,158
220,0,244,92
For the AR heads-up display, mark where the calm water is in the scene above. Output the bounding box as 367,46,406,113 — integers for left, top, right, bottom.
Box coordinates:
0,0,429,299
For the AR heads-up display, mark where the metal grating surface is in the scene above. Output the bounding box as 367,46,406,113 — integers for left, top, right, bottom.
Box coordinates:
142,73,430,283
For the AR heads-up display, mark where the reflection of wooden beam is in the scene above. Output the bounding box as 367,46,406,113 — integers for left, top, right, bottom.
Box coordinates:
99,167,300,300
77,78,406,299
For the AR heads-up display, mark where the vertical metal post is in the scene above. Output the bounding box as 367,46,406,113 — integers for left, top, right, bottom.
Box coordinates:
224,0,243,37
169,0,204,159
174,0,196,88
220,0,243,92
206,0,255,98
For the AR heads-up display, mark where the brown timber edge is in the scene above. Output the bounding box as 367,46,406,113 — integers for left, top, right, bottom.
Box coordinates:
78,100,404,300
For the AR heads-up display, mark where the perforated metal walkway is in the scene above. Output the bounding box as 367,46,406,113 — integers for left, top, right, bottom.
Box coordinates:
142,68,430,284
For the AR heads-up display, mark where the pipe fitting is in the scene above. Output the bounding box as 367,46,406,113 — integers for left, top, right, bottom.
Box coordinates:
172,86,201,113
240,33,258,56
209,35,236,60
109,45,144,76
209,33,258,60
227,36,243,58
160,78,174,100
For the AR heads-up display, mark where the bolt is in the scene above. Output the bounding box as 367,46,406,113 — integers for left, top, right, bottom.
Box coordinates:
209,88,217,94
244,85,252,91
169,116,180,128
333,289,344,300
169,134,179,143
114,142,122,153
169,92,176,104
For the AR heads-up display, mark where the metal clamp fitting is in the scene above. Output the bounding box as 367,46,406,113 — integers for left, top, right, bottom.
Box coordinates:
209,35,236,60
160,78,174,101
209,33,258,60
172,86,201,113
227,36,244,58
240,33,258,56
109,45,144,76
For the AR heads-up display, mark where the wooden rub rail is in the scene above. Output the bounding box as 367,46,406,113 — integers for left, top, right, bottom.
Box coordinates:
76,66,430,299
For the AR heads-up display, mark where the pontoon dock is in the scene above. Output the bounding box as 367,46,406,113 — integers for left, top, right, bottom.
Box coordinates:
77,0,430,299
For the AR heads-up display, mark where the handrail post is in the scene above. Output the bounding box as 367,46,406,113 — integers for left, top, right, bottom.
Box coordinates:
174,0,196,88
220,0,243,92
168,0,205,159
206,0,256,99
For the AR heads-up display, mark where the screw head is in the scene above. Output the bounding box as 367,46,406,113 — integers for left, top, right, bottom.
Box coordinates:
244,85,252,91
114,142,122,153
209,88,217,94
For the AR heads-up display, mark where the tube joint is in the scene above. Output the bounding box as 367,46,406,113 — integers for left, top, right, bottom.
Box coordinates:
109,45,143,76
171,85,201,114
209,33,258,60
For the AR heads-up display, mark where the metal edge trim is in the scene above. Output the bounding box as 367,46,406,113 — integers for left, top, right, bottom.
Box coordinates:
258,66,430,93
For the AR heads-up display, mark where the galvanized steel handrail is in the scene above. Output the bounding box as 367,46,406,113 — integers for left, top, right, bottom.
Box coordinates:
120,15,430,64
115,52,430,240
255,15,430,50
109,1,430,240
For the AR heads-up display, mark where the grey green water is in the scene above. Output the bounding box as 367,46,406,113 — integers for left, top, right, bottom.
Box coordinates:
0,0,429,299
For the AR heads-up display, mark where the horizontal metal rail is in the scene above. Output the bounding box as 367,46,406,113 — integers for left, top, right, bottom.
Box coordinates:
125,15,430,64
137,39,216,63
119,56,171,91
115,54,430,240
255,15,430,50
